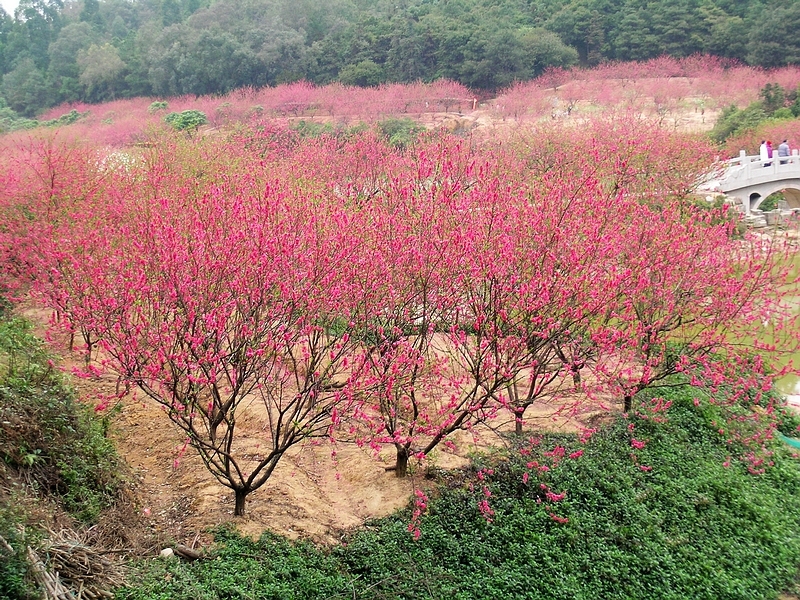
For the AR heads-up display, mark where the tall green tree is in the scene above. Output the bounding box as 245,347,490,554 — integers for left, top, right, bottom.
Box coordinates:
6,0,63,71
612,8,659,61
77,42,126,100
80,0,105,31
747,3,800,67
2,56,50,115
48,21,96,102
161,0,182,26
0,8,10,75
179,29,261,94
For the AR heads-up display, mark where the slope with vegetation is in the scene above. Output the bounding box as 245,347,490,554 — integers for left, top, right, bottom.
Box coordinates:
2,57,800,599
2,0,800,117
0,310,129,600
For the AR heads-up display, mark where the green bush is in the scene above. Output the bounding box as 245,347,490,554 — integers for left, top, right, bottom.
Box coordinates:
710,103,769,143
772,107,794,120
290,119,335,138
758,191,783,212
148,101,169,114
164,110,208,131
0,317,121,523
41,108,89,127
376,117,425,148
0,511,39,600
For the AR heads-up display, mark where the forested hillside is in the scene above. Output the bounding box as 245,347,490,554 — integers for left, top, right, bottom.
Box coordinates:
1,0,798,117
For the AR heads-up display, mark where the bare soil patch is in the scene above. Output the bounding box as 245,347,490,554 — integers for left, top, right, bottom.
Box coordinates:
102,374,612,546
23,304,616,546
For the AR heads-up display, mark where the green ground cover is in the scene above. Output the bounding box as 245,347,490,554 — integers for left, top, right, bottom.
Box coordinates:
117,387,800,600
0,315,122,600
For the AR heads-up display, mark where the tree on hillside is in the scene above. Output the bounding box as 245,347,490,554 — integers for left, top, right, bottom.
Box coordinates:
747,3,800,68
77,42,125,101
178,29,261,94
80,0,105,31
611,9,659,61
704,13,747,61
1,57,49,115
592,203,789,414
32,143,373,516
549,6,607,66
48,22,96,102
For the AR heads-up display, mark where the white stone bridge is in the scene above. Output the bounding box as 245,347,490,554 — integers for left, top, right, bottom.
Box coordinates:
708,150,800,214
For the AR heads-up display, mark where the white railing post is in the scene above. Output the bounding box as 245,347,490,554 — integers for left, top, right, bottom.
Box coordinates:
743,150,753,179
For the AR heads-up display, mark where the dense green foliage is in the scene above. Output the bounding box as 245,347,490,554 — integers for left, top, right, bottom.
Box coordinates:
0,316,123,599
1,0,799,116
376,116,426,147
0,104,89,133
164,108,207,131
0,510,37,600
711,82,800,142
117,386,800,599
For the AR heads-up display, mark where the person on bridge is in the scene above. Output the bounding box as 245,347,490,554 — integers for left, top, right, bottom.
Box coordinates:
779,139,790,164
760,140,770,166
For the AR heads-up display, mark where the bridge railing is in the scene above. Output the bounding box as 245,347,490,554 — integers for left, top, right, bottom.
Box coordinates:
721,149,800,184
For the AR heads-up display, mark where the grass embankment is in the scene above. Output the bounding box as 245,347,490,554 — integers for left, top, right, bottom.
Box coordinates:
118,387,800,600
0,315,123,600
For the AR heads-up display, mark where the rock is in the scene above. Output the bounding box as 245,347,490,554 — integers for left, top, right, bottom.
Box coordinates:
159,547,175,559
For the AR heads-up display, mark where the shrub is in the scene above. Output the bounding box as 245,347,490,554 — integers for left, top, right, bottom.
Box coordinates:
0,510,39,600
290,119,335,137
0,317,122,524
710,103,769,143
148,101,168,114
376,117,425,148
164,110,208,131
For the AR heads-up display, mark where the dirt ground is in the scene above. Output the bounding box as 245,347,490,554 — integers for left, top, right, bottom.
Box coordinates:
22,306,616,548
107,380,611,547
98,365,611,547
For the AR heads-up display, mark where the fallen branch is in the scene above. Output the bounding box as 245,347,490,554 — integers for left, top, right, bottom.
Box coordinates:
27,546,72,600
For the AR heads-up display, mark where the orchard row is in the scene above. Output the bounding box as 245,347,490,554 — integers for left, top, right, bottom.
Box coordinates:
0,118,794,514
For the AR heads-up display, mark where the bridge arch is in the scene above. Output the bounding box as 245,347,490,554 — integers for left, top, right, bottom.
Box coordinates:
782,187,800,208
749,183,800,211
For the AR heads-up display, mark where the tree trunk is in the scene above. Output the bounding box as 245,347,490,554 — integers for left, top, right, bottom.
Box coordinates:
234,487,247,516
515,408,524,436
394,446,409,478
572,370,581,386
623,394,633,413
